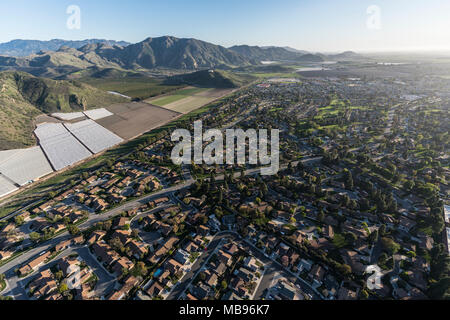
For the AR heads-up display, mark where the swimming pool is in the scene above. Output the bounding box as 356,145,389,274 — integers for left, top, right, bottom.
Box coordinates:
154,268,163,277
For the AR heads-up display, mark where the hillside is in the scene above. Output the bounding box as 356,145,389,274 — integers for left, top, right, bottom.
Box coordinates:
164,70,255,88
325,51,365,61
109,36,252,70
0,71,128,150
0,37,253,76
229,45,324,62
0,39,130,57
63,66,146,80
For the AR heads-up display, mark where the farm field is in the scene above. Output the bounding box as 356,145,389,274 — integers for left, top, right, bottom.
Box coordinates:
160,96,216,114
97,102,180,140
0,94,219,216
149,94,188,107
0,147,53,186
0,174,17,198
83,108,114,120
147,87,234,114
81,77,185,101
51,112,85,121
34,123,93,171
65,120,124,154
35,115,62,125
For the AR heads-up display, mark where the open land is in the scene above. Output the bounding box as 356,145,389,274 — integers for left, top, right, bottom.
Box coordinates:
147,87,235,114
97,102,181,140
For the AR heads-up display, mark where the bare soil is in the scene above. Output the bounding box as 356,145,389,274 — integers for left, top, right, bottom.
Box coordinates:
97,102,180,140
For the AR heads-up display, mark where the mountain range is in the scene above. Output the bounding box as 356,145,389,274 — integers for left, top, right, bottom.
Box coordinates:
0,39,130,57
0,36,362,77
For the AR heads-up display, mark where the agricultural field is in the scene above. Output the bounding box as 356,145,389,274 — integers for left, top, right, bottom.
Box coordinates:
83,108,114,120
149,94,189,106
34,123,93,171
64,120,124,154
80,77,185,101
0,91,223,217
147,86,235,114
51,112,85,121
0,174,17,198
97,102,180,140
0,147,53,186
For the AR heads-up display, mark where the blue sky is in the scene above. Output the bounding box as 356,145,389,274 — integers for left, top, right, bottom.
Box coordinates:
1,0,449,52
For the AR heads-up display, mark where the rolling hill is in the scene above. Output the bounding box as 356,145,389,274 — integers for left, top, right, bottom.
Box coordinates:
164,70,255,88
0,39,130,57
0,71,128,150
229,45,324,62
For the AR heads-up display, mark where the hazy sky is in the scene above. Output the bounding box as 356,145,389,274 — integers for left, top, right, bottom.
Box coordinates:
1,0,449,52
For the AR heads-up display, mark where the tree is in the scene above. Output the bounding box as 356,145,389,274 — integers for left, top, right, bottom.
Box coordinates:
68,225,80,236
381,237,400,255
317,210,325,222
15,216,25,226
403,180,414,192
29,232,40,242
58,282,69,294
360,289,369,299
368,230,379,244
428,277,450,299
345,170,354,190
345,232,357,246
379,224,387,236
55,271,63,281
430,214,445,235
337,263,352,276
221,281,228,290
132,262,148,277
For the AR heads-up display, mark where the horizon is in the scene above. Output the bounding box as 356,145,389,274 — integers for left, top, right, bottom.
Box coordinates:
3,36,450,56
1,0,450,53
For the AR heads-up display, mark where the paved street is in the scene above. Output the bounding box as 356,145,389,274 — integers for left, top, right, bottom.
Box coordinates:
166,231,322,300
2,246,117,300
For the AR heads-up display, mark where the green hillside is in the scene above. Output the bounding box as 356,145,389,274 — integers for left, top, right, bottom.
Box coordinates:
0,71,128,150
164,70,255,88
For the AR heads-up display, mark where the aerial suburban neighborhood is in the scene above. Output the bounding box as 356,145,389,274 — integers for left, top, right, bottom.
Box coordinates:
1,71,448,302
0,1,448,310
